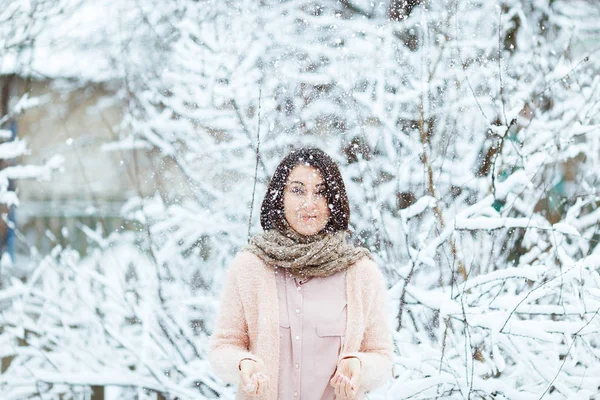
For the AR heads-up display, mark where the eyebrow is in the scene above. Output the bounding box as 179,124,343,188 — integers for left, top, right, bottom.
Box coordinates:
288,181,326,187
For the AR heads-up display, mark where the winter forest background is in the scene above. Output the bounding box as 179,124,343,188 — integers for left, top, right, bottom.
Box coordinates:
0,0,599,399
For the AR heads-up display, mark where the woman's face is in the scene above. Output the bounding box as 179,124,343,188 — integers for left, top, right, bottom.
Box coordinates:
283,164,330,236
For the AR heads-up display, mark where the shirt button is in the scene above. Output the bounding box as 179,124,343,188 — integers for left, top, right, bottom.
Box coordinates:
293,392,298,397
295,335,300,340
295,363,299,369
295,308,301,314
297,286,301,291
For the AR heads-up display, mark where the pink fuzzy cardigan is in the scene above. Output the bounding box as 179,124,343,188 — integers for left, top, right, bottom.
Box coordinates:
209,249,394,400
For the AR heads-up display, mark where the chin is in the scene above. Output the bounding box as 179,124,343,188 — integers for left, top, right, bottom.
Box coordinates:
297,229,319,236
294,224,327,237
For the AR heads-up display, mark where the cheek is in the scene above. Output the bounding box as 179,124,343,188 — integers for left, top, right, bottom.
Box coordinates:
283,197,301,217
319,201,331,215
318,202,331,221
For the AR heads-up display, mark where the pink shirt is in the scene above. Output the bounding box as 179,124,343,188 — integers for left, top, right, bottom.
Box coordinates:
275,267,348,400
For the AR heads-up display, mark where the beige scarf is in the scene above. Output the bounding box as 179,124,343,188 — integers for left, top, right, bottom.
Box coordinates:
246,226,373,278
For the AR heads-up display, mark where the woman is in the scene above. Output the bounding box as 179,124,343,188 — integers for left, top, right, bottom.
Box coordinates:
209,148,393,399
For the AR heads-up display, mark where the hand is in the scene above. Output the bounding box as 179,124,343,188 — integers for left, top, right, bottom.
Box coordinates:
330,356,361,399
239,358,269,398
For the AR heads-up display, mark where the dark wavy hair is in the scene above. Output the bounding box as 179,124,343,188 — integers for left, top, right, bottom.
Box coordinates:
260,147,350,234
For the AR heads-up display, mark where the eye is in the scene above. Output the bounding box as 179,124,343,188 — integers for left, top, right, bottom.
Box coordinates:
290,186,304,194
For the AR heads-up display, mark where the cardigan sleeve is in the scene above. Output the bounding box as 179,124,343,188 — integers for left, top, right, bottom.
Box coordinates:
339,260,394,392
208,251,264,385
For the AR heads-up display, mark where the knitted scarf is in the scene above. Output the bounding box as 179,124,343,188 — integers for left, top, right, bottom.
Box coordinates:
246,226,372,278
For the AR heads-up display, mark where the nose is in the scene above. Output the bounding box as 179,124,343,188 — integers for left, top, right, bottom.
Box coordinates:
300,192,318,209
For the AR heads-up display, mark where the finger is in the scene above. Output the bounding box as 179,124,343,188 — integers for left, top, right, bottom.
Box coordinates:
254,376,261,397
256,372,267,380
329,375,339,388
345,374,354,392
257,376,268,396
344,374,355,398
258,379,268,397
331,374,338,387
349,375,358,394
334,375,342,398
338,377,346,399
248,373,261,395
347,380,356,399
348,385,357,398
341,375,349,399
243,381,256,394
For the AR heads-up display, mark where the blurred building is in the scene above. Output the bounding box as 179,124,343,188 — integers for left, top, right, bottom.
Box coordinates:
0,75,154,265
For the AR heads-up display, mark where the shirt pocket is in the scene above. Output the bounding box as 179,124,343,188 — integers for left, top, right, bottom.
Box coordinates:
313,304,347,375
316,318,346,337
315,302,347,337
279,307,291,328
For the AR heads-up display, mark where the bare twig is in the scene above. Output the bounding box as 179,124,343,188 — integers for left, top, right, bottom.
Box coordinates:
537,308,600,399
248,87,262,242
490,117,517,198
498,7,507,125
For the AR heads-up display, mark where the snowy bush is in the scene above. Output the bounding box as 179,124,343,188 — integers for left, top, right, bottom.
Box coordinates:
1,0,599,399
